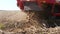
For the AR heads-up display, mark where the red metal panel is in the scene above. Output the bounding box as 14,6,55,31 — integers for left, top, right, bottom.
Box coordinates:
53,13,60,16
46,0,55,4
37,0,43,7
21,0,36,2
17,0,24,10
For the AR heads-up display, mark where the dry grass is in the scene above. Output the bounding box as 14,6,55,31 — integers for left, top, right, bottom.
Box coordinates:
0,10,60,34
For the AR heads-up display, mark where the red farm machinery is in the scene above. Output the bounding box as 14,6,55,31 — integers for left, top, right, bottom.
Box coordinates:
17,0,60,28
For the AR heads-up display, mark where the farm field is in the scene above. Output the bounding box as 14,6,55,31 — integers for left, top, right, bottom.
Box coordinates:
0,10,60,34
